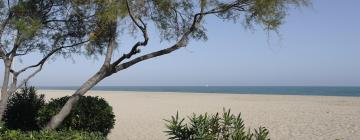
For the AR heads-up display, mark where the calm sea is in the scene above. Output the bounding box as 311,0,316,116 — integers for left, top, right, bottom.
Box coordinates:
39,86,360,97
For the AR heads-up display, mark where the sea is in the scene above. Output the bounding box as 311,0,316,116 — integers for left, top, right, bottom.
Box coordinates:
39,86,360,97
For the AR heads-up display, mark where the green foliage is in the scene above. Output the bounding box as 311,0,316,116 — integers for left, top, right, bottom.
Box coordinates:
3,86,45,131
164,109,270,140
0,129,105,140
244,0,309,30
1,87,114,137
1,0,309,60
37,96,115,136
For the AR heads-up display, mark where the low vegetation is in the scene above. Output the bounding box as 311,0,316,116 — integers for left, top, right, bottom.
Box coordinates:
3,86,45,131
2,86,272,139
37,96,116,136
1,86,115,138
0,130,105,140
164,109,270,140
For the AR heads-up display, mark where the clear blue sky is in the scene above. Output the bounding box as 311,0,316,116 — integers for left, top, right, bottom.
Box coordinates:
2,0,360,86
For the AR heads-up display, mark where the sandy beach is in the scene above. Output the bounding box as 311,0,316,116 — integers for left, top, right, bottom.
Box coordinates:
40,90,360,140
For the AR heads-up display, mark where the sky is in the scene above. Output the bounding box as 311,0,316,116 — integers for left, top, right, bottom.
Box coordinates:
1,0,360,87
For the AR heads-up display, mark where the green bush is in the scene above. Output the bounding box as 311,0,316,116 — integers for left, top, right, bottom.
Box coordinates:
0,129,106,140
37,96,115,136
164,109,270,140
3,86,45,131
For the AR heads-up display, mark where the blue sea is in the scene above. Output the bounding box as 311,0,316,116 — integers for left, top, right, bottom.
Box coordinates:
39,86,360,97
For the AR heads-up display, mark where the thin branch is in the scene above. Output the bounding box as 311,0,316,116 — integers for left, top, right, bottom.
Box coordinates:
0,13,12,56
43,14,96,24
6,33,21,58
15,40,89,75
114,1,245,73
14,65,43,92
14,47,33,56
0,47,6,59
10,40,89,91
110,0,149,68
125,0,145,30
0,13,11,41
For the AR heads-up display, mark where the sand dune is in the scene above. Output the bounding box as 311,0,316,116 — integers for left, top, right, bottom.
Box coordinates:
40,90,360,140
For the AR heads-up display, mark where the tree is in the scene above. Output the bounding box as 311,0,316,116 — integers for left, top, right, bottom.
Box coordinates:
43,0,310,129
0,0,93,120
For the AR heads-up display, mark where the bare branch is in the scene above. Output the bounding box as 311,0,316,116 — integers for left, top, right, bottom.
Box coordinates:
14,65,43,92
110,0,149,68
6,34,21,58
0,13,11,41
15,40,89,75
14,47,33,56
9,40,88,91
125,0,145,30
114,1,246,73
0,47,6,59
115,38,187,72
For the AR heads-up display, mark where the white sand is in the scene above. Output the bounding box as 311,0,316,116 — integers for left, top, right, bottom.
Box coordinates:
40,90,360,140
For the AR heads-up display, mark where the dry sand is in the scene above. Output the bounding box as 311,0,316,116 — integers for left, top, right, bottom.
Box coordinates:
40,90,360,140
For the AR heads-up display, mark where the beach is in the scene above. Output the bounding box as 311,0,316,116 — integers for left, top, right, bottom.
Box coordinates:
40,90,360,140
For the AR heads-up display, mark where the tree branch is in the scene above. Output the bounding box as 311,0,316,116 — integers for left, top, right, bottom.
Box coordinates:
6,33,21,58
9,40,88,92
0,47,6,60
103,36,116,66
15,40,89,75
114,1,246,73
14,65,43,92
14,47,33,56
43,14,96,24
0,13,11,41
110,0,149,68
115,39,187,72
0,13,12,57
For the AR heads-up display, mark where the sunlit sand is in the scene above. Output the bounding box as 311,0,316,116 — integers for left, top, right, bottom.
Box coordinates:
41,90,360,140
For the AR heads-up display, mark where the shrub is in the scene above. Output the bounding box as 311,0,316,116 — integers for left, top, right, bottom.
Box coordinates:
0,130,106,140
37,95,115,136
164,109,270,140
3,86,45,131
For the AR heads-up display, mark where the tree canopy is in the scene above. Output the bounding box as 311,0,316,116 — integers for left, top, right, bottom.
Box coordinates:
1,0,310,62
0,0,310,129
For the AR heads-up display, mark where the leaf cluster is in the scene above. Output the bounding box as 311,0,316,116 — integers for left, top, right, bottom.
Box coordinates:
164,109,270,140
1,0,309,59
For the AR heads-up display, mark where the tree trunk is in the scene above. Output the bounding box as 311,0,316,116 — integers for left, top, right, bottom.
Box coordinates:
0,61,11,120
45,68,108,129
0,94,9,121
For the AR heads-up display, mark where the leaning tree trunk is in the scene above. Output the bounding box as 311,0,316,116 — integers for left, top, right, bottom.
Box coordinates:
0,61,12,120
45,67,109,129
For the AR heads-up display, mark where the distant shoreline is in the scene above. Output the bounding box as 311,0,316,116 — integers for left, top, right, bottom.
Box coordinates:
37,86,360,97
